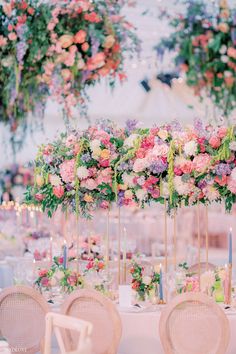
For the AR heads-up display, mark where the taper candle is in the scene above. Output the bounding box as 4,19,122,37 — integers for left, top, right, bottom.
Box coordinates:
229,227,232,265
159,264,163,301
63,239,67,269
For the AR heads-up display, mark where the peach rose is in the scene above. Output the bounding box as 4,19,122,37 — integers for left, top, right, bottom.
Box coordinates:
53,185,64,198
103,35,115,49
225,77,235,87
218,23,229,33
61,68,72,81
58,34,74,48
84,194,93,203
209,135,221,149
3,3,12,17
100,149,110,159
81,42,89,52
74,30,86,44
227,47,236,60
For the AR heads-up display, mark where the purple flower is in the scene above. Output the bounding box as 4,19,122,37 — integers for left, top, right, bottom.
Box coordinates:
198,180,207,189
194,118,204,136
125,119,138,134
117,162,129,171
150,160,167,174
81,153,91,163
215,163,231,176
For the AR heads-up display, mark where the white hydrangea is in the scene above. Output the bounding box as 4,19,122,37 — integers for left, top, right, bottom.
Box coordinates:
122,172,136,187
135,189,147,201
230,167,236,181
219,45,227,54
200,271,215,291
123,134,139,148
183,140,198,156
49,174,62,186
90,139,101,151
161,182,170,198
221,55,229,63
77,166,89,180
174,176,192,195
143,276,152,286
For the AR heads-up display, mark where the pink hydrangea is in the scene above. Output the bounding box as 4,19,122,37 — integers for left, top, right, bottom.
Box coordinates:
227,178,236,193
133,158,149,173
96,168,112,185
80,178,97,190
217,127,228,139
59,159,75,183
193,154,211,173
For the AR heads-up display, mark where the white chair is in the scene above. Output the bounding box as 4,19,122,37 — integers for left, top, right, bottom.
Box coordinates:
188,262,216,274
159,292,230,354
44,312,93,354
61,289,122,354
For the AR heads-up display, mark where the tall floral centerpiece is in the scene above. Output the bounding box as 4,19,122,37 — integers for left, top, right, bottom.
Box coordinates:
0,0,138,132
26,120,236,216
157,0,236,117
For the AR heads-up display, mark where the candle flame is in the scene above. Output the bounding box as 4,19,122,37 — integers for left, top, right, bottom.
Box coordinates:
230,227,232,233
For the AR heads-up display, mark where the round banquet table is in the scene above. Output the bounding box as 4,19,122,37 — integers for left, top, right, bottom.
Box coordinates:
118,309,236,354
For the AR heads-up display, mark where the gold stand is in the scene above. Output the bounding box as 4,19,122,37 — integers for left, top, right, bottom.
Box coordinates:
173,210,177,271
158,299,166,305
205,205,209,271
76,215,80,272
106,208,110,271
197,203,201,290
225,263,232,305
164,199,168,274
118,207,121,285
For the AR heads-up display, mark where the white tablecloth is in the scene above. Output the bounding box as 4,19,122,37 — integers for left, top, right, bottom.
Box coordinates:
118,309,236,354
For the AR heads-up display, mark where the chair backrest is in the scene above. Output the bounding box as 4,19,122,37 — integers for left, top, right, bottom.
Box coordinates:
188,262,216,274
44,312,93,354
0,286,50,354
159,292,230,354
61,289,122,354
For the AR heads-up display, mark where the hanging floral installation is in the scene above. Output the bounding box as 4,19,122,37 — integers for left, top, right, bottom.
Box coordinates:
25,119,236,218
0,0,139,130
157,0,236,117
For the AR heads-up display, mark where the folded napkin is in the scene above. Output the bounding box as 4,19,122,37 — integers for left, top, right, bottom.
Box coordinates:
0,340,11,354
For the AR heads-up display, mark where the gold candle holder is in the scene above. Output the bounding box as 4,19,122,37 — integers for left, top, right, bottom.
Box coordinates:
197,203,201,291
164,199,168,274
118,207,121,285
158,299,166,305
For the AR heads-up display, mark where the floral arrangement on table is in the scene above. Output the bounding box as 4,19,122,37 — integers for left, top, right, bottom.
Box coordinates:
26,119,236,216
0,164,34,203
81,234,101,260
130,261,160,301
157,0,236,117
0,0,138,131
84,257,105,273
34,256,84,293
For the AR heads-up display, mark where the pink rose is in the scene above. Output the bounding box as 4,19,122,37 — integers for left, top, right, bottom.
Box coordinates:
0,35,7,47
67,275,77,286
209,136,221,149
59,159,75,183
174,167,182,176
217,127,228,139
100,200,110,209
35,193,44,202
3,3,12,16
150,188,160,199
53,185,64,198
181,161,193,174
41,277,50,287
74,30,87,44
39,269,48,277
136,148,146,158
227,47,236,59
8,32,17,41
100,159,110,167
193,154,211,173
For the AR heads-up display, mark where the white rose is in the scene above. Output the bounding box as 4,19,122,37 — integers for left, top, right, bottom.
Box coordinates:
92,147,102,159
174,176,192,195
135,189,147,201
143,276,152,286
49,174,62,186
90,139,101,151
183,140,198,156
124,134,139,148
219,45,227,54
55,270,64,281
221,55,229,63
77,166,89,180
